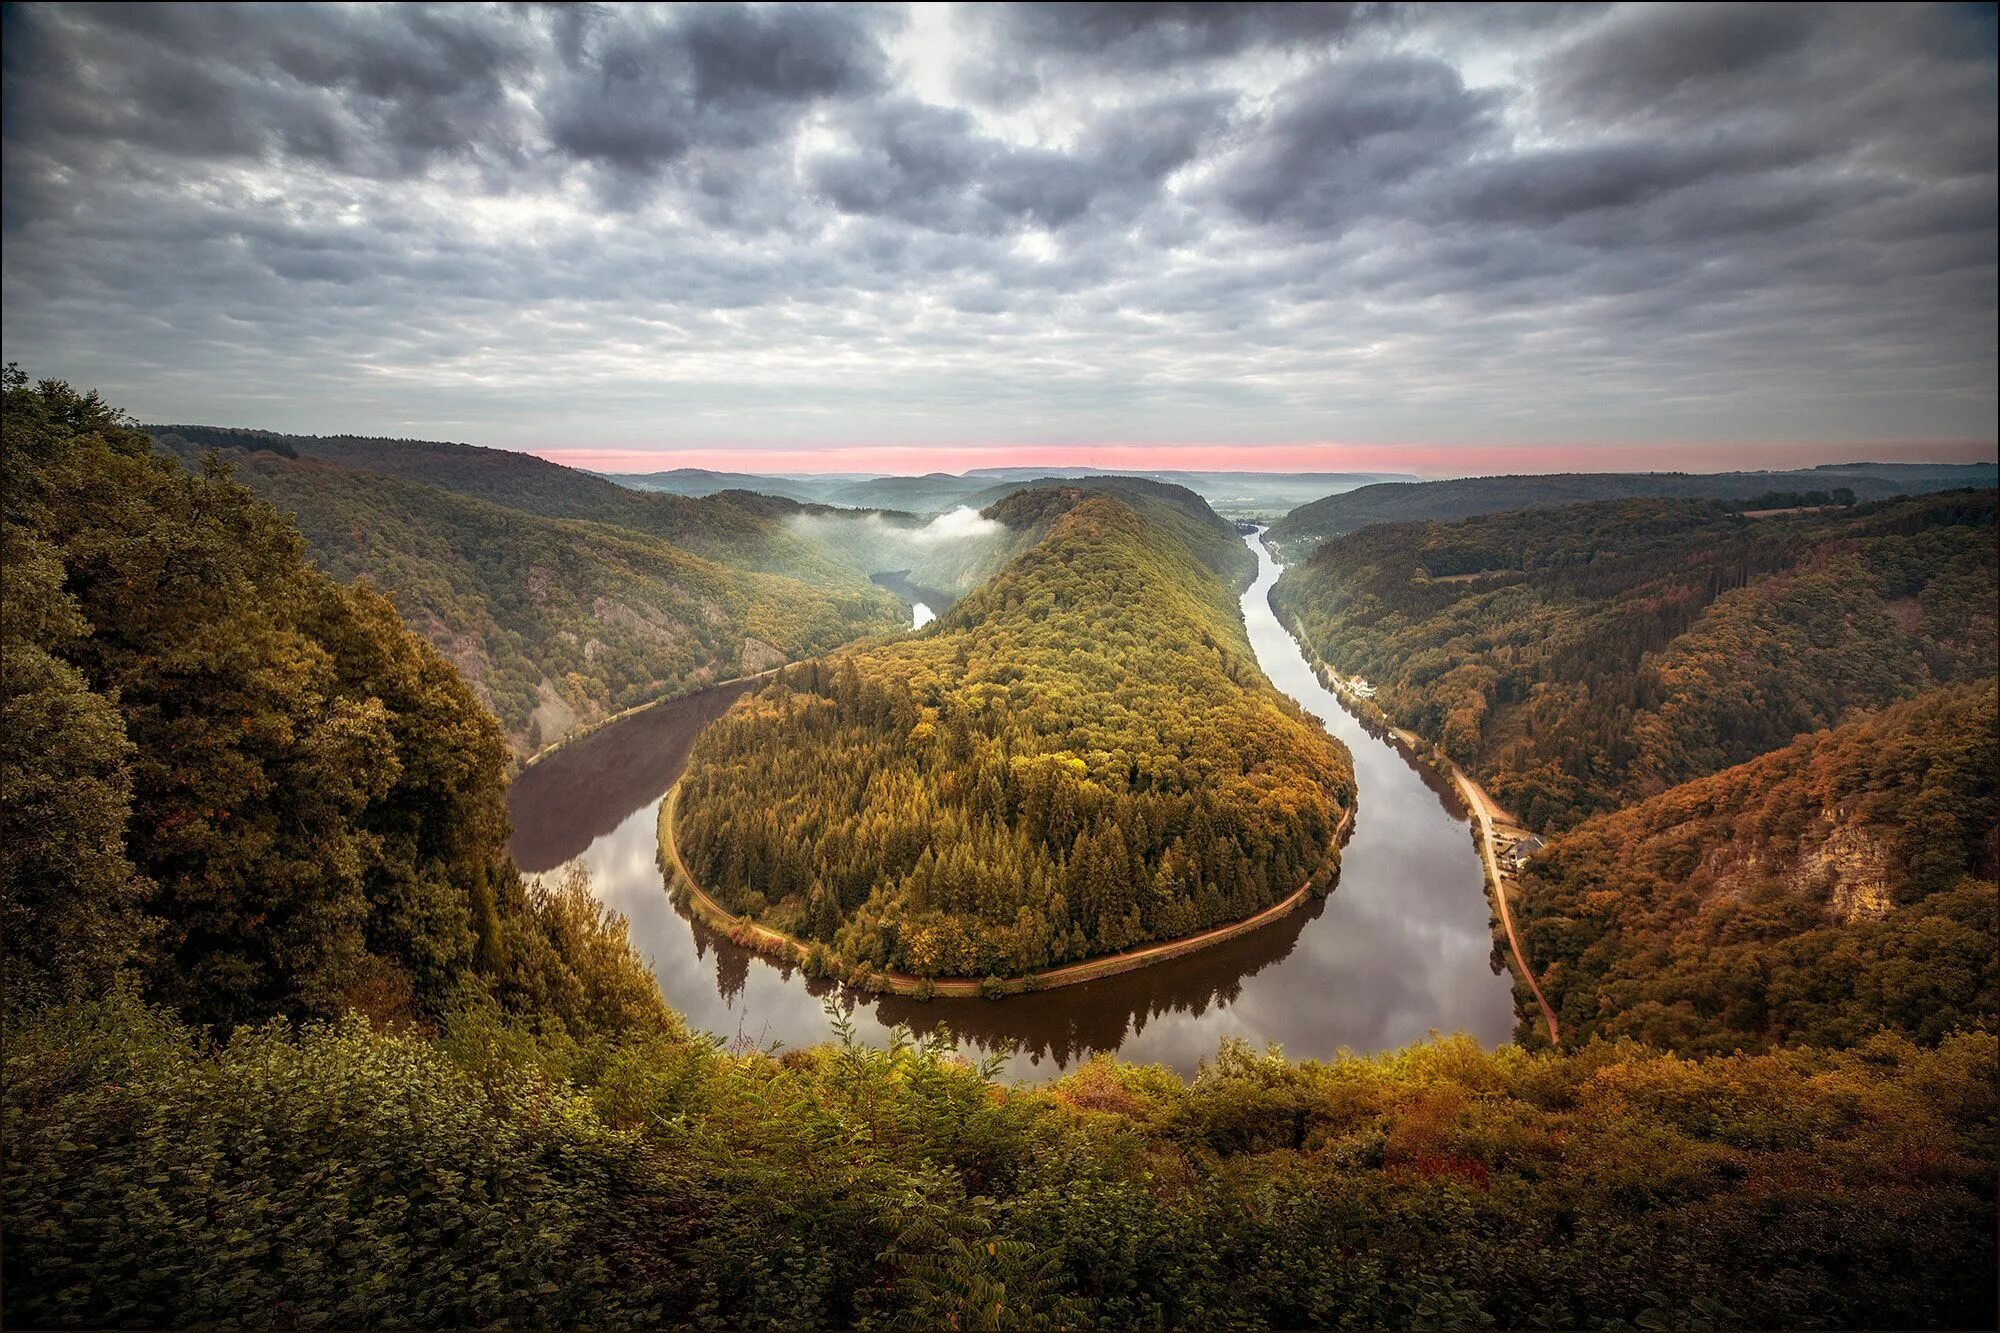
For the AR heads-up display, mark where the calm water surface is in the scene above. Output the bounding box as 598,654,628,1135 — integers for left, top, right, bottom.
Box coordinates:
507,533,1515,1079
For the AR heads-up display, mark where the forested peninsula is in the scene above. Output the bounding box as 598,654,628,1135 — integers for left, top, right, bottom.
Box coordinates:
673,488,1355,983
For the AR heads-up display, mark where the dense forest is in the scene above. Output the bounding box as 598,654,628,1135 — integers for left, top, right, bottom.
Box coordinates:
1515,683,1998,1054
3,371,667,1034
151,440,901,753
6,373,1996,1328
676,489,1343,981
1267,462,1998,549
1272,492,1998,830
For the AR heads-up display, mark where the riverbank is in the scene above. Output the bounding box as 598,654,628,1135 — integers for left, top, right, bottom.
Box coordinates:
657,780,1353,999
515,668,782,774
1277,610,1560,1046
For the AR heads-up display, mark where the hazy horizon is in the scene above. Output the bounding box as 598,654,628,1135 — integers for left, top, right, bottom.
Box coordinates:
134,425,1999,482
546,438,1996,480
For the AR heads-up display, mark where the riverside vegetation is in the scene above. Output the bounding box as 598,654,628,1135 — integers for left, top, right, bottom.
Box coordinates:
1272,489,1996,1069
5,373,1995,1329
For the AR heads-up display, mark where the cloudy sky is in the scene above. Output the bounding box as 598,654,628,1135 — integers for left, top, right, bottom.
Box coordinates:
3,2,1995,476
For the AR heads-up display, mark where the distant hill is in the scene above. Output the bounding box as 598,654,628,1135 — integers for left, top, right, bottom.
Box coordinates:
964,467,1414,518
727,475,1249,599
968,475,1252,587
146,425,865,587
148,430,904,752
818,473,985,511
1517,682,1997,1055
596,464,1417,520
598,468,844,504
1272,489,1998,830
1267,463,2000,549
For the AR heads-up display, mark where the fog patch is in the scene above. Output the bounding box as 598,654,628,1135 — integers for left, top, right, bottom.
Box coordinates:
786,503,1010,593
911,505,1001,546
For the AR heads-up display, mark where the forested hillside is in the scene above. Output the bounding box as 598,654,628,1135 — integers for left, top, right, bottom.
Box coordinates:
676,490,1349,981
145,424,868,586
970,476,1256,583
3,372,664,1034
8,373,1996,1330
153,444,901,753
1268,463,1999,548
1272,492,1998,830
1516,683,1998,1054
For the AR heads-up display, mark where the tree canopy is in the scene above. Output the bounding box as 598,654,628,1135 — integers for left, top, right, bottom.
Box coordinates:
2,370,661,1033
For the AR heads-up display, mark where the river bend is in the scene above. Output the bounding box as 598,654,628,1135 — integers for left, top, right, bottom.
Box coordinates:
506,532,1514,1079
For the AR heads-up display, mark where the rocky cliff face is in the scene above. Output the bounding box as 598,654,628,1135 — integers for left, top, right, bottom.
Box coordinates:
1704,810,1896,923
739,636,787,674
1794,817,1896,923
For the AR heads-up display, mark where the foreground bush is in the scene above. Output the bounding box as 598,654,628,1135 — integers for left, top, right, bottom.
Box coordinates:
7,997,1994,1330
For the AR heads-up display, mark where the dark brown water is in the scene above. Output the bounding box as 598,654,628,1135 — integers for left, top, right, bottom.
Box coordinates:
507,532,1516,1079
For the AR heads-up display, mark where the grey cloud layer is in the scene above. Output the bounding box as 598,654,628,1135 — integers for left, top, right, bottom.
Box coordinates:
2,1,1993,448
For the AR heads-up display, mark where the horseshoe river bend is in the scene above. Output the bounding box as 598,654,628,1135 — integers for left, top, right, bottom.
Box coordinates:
506,532,1515,1080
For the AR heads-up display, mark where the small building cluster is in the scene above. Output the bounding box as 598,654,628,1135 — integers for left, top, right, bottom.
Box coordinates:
1500,833,1544,872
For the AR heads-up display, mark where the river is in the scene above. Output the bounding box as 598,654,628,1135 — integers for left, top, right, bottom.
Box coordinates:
506,532,1515,1079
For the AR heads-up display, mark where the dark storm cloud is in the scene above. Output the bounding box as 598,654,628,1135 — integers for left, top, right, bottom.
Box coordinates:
974,2,1378,71
808,89,1234,232
0,2,1992,451
1440,134,1816,229
1540,2,1819,116
1,3,535,178
1207,56,1499,229
952,2,1385,105
545,3,896,189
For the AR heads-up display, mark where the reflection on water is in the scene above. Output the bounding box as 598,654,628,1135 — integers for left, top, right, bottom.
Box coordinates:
870,569,954,627
509,681,762,874
507,532,1515,1080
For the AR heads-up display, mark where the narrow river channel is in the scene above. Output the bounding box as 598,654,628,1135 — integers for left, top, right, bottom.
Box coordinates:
507,532,1515,1079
